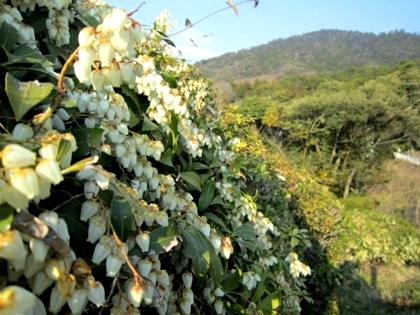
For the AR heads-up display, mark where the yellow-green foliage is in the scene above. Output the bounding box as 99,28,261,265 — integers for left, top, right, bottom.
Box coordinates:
332,196,420,265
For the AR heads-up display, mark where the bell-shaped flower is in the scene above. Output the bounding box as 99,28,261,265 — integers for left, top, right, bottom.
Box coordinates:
87,280,105,307
73,60,91,84
87,215,107,243
24,253,46,279
2,183,30,209
135,232,150,252
137,259,153,278
36,158,63,185
32,271,54,295
182,272,193,289
98,41,114,67
57,273,77,298
80,200,101,222
78,26,96,48
49,286,68,314
92,239,112,264
0,230,27,261
106,254,124,277
78,46,96,69
90,69,106,91
126,280,144,308
8,167,39,199
45,258,67,281
29,238,50,262
12,123,34,141
0,286,36,315
1,144,36,169
68,288,88,314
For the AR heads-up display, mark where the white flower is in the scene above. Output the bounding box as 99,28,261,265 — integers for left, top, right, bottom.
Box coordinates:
12,123,34,141
1,144,36,168
126,280,144,308
182,272,193,289
87,215,107,243
8,167,39,199
106,254,124,277
80,200,101,221
68,289,88,314
135,232,150,252
36,159,64,185
87,281,105,307
49,286,68,314
0,286,37,315
78,26,96,48
0,230,27,261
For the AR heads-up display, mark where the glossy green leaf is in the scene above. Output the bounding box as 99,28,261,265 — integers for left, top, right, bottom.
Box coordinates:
198,180,215,212
204,212,228,232
72,128,104,157
0,204,14,233
182,226,223,283
221,269,241,293
149,226,180,253
110,195,132,242
210,196,224,206
158,149,174,167
179,171,202,191
161,72,177,89
5,73,54,121
0,22,18,50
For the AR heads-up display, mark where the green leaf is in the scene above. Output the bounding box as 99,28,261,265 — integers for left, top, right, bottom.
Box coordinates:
0,204,14,233
221,269,241,293
161,72,177,89
198,180,215,212
210,195,224,206
0,22,18,50
259,292,281,315
72,128,104,157
9,44,50,65
142,115,159,131
185,18,193,27
251,271,267,302
203,212,228,232
158,149,174,167
290,236,299,248
56,139,71,163
179,171,202,191
233,222,257,241
110,195,132,242
182,226,223,284
149,226,180,253
5,73,54,121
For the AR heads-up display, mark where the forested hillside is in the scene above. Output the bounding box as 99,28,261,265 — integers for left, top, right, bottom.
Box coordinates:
196,30,420,83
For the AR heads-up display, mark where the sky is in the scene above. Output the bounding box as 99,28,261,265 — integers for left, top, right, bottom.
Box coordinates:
104,0,420,63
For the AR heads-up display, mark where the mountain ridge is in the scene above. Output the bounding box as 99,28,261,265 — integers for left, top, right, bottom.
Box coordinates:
195,29,420,83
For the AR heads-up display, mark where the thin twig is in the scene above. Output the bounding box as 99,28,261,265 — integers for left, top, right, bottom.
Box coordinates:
168,0,255,38
58,48,79,94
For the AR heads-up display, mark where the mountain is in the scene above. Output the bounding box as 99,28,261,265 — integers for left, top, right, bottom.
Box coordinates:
195,29,420,83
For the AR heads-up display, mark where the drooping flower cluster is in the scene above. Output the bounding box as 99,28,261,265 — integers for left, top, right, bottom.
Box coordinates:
285,252,311,278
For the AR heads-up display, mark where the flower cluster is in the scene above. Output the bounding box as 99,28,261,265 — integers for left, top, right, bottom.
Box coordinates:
285,252,311,278
0,3,35,44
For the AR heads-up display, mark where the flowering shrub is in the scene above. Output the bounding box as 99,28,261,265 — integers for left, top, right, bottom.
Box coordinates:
0,1,313,314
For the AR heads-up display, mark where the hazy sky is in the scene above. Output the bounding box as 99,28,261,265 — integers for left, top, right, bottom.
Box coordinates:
105,0,420,62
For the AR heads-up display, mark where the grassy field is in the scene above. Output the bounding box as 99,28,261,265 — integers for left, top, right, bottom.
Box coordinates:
335,263,420,315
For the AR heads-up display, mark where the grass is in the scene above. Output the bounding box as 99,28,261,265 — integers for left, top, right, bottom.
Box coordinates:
334,263,420,315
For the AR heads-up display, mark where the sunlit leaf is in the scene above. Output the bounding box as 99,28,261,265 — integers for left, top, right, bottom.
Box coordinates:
161,72,177,89
110,195,132,242
198,180,215,212
149,226,180,253
5,73,54,121
259,292,281,314
56,139,71,164
290,236,299,248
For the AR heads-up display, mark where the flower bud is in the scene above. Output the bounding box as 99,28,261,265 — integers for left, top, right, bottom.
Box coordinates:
214,300,224,315
126,280,144,308
182,272,193,289
87,280,105,307
155,211,168,227
110,8,129,32
24,253,46,279
57,273,77,298
32,271,54,295
80,200,101,221
87,215,107,243
135,232,150,252
12,123,34,141
137,259,153,278
68,288,88,314
1,144,36,168
45,258,66,281
49,286,68,314
106,254,124,277
90,69,106,91
78,46,96,69
131,24,146,44
74,60,91,84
